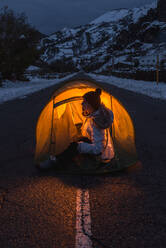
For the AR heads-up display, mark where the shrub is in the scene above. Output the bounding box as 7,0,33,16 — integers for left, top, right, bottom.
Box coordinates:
0,6,42,80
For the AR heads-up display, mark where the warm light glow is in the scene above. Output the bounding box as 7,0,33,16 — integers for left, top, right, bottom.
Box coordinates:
56,103,66,119
112,97,136,154
35,80,137,169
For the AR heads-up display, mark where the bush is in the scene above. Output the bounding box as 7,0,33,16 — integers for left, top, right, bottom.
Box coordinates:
0,6,42,80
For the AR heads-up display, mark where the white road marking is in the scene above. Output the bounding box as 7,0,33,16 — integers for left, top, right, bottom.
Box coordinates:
75,189,92,248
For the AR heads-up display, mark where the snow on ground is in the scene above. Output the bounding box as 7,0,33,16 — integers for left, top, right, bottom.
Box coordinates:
0,72,166,104
0,74,77,104
88,73,166,101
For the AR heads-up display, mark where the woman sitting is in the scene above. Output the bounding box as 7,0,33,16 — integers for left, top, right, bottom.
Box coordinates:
38,88,115,170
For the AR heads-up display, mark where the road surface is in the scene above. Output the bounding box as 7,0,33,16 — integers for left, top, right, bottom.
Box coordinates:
0,79,166,247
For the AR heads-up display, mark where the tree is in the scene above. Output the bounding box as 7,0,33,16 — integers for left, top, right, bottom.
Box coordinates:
0,6,42,80
49,58,78,73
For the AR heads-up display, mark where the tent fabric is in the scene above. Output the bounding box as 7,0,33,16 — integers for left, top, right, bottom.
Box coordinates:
35,78,138,173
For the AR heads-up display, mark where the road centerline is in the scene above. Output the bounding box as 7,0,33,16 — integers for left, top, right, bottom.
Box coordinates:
75,188,92,248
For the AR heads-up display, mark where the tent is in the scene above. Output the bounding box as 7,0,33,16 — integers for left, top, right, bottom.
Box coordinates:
35,75,138,173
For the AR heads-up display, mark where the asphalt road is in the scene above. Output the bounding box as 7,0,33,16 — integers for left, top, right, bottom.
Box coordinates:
0,79,166,248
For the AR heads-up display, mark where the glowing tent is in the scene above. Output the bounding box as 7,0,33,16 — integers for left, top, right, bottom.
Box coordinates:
35,76,138,173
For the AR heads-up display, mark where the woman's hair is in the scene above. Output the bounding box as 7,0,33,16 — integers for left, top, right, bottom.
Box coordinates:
83,88,102,111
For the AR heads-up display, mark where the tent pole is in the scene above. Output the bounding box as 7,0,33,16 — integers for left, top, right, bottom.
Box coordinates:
49,96,56,156
110,94,117,160
110,95,115,139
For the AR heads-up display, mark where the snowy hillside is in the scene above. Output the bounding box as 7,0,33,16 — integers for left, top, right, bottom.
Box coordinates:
90,3,156,25
90,8,129,24
39,2,166,75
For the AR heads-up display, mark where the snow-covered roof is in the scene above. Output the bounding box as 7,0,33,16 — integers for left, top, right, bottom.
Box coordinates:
26,66,40,71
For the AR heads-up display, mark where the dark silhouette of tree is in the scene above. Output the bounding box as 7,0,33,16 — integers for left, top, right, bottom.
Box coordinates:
0,6,42,80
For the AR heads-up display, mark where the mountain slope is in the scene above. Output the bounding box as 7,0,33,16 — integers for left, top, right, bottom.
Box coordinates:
39,2,166,74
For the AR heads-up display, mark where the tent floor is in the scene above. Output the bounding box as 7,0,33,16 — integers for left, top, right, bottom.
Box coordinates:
36,157,130,175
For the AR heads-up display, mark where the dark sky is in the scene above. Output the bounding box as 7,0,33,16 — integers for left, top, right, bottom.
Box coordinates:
0,0,156,35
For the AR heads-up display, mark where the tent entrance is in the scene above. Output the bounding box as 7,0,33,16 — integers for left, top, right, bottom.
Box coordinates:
50,97,86,156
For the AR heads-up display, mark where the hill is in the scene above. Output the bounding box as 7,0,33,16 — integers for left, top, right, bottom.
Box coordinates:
38,2,166,80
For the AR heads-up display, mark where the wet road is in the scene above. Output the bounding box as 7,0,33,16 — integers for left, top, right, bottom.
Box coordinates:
0,78,166,247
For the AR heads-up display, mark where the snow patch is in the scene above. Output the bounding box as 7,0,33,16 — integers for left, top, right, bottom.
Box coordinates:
26,65,41,71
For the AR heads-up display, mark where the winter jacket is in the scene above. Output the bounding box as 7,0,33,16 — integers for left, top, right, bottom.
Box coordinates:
77,104,115,161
